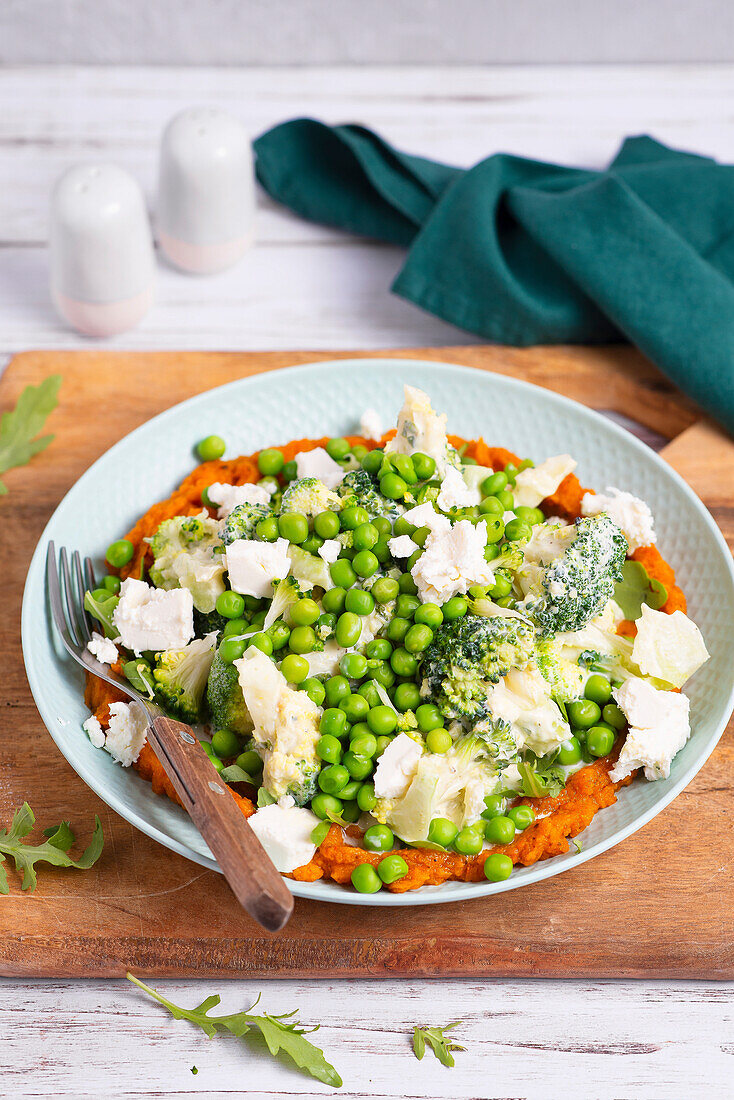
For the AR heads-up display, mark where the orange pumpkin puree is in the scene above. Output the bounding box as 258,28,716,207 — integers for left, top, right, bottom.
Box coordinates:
84,433,682,892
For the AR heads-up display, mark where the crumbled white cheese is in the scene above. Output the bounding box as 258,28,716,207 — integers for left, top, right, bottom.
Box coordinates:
411,519,495,604
103,701,148,767
486,666,570,756
317,538,342,565
207,481,272,518
437,466,479,511
294,447,345,489
610,678,690,782
86,631,118,665
384,385,460,478
225,537,290,598
581,486,656,551
359,407,383,440
373,733,424,799
513,454,577,508
83,715,106,748
248,803,320,872
632,604,709,689
278,794,296,810
463,776,495,825
112,578,194,655
388,534,419,559
402,502,451,533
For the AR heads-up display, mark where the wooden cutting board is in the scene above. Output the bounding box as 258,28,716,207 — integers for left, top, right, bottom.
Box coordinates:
1,346,732,980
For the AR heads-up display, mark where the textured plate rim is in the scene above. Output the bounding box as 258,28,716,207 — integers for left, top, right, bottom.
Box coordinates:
21,357,734,907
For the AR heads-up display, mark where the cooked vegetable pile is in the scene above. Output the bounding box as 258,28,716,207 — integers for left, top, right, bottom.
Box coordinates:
82,387,710,893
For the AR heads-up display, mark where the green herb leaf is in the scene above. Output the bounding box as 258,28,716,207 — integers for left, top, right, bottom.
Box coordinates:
0,803,103,893
0,374,62,494
256,788,276,808
412,1022,464,1067
220,764,259,785
310,820,330,846
614,560,668,620
517,752,566,799
84,589,120,640
572,837,583,853
127,974,342,1088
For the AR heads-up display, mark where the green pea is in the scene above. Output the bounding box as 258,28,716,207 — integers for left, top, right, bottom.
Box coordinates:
316,613,337,640
504,518,532,542
372,538,391,564
281,459,298,482
236,749,262,774
339,781,362,802
481,471,507,495
279,653,309,684
340,652,368,680
375,735,394,755
567,699,602,729
318,763,350,795
322,586,346,614
211,728,240,758
243,595,264,612
442,596,468,621
514,505,545,526
311,793,343,820
358,782,378,812
391,453,418,485
351,863,382,893
330,558,357,589
289,598,318,627
587,725,616,758
215,590,244,620
101,575,121,595
364,824,394,852
352,550,379,578
249,632,273,656
495,489,515,510
350,721,371,739
256,516,280,542
396,593,420,619
454,826,484,856
196,435,226,461
301,534,324,555
267,620,291,651
380,472,408,500
412,452,436,480
351,444,369,462
324,676,351,707
361,449,384,475
366,638,392,660
585,674,613,706
320,708,348,738
219,636,247,664
427,817,459,847
484,815,515,845
340,505,370,530
336,611,361,648
414,602,443,628
223,618,248,639
484,853,513,882
404,623,434,654
340,694,370,724
479,496,503,515
413,703,442,733
370,660,395,689
288,625,316,654
257,447,284,475
326,437,350,461
303,677,327,706
603,703,626,730
496,596,516,610
488,573,512,599
343,751,374,781
558,736,582,766
507,805,535,831
386,617,410,644
106,539,134,568
250,609,266,626
390,647,418,677
367,705,397,736
411,525,432,546
353,522,378,552
393,682,421,711
278,512,309,544
481,794,506,819
398,571,418,595
350,733,378,758
426,728,451,754
484,517,506,544
374,854,407,884
209,756,224,774
358,680,382,708
312,510,339,540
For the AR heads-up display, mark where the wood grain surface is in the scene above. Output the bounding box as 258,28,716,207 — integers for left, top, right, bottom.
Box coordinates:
0,346,731,981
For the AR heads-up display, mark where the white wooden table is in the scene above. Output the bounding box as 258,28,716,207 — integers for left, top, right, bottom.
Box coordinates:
1,64,732,1099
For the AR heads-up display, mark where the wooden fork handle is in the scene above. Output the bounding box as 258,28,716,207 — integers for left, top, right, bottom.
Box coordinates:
146,715,294,932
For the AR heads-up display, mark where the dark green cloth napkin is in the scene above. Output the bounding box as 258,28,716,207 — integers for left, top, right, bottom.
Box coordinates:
254,120,734,433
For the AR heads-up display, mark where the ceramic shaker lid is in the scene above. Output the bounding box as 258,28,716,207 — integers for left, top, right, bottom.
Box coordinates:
49,163,155,336
157,107,255,275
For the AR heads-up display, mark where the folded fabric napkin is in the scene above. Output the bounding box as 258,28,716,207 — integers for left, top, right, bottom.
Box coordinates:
254,120,734,433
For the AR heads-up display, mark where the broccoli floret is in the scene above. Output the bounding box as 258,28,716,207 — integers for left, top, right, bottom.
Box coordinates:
153,633,217,723
193,607,228,639
280,477,342,517
262,576,303,630
149,513,226,613
206,649,253,736
518,515,627,638
473,715,518,766
222,502,272,544
535,637,586,703
421,613,535,723
338,468,393,517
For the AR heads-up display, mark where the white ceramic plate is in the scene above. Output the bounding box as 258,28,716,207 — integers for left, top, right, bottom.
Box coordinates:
22,359,734,905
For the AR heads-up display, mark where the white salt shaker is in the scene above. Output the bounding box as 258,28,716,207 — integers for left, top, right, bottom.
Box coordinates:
49,164,155,337
157,107,255,275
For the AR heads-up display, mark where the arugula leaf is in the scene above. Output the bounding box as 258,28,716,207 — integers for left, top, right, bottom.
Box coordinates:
518,752,566,799
572,837,583,853
84,589,120,640
0,803,103,893
220,764,259,785
412,1022,465,1067
256,788,276,808
614,560,667,620
127,975,342,1088
0,374,61,494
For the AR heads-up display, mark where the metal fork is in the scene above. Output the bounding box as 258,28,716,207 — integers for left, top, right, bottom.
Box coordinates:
45,541,294,932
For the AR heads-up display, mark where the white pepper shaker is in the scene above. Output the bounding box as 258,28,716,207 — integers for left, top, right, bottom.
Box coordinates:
157,107,255,275
49,164,155,337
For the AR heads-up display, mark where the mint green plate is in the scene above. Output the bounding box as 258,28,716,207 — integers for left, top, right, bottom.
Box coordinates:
22,359,734,906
